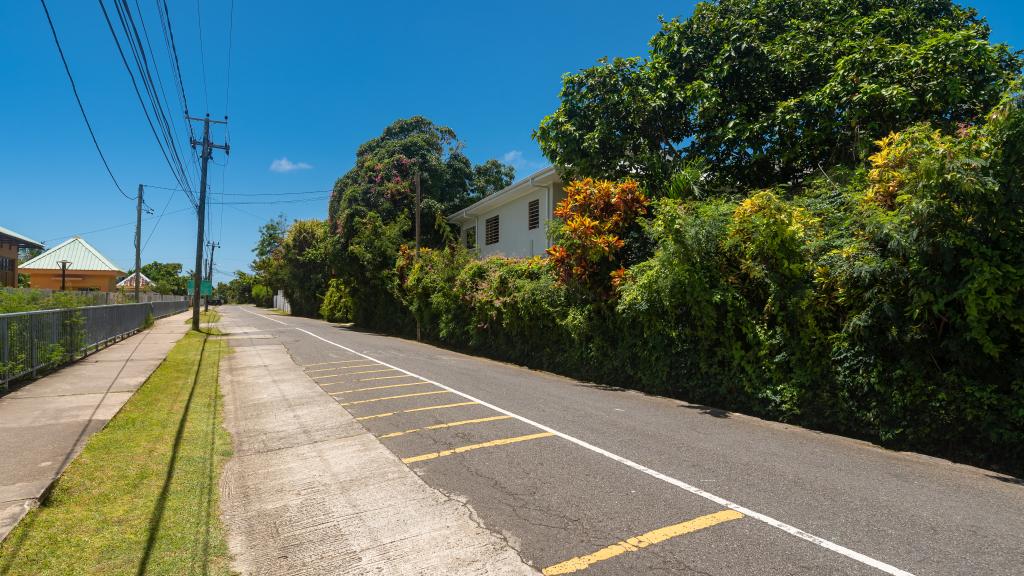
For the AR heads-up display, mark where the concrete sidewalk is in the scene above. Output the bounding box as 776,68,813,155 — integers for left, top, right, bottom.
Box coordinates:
0,311,191,541
217,316,537,575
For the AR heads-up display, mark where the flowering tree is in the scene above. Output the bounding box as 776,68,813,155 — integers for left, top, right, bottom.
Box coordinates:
547,178,648,297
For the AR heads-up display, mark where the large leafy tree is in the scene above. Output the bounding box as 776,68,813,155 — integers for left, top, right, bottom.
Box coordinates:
139,261,188,295
329,116,515,248
327,116,514,329
536,0,1022,194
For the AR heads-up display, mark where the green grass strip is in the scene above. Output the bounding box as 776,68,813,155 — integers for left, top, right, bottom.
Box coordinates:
0,332,234,576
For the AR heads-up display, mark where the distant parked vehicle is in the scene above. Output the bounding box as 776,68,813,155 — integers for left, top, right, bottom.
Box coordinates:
208,297,224,306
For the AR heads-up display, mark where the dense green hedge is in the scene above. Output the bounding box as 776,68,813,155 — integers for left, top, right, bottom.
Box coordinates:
392,105,1024,475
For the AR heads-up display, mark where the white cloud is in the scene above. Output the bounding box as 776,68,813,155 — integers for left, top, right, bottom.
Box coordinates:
269,157,313,173
501,150,546,174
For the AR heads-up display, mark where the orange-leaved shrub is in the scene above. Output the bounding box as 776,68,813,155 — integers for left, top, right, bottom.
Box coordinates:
547,178,648,297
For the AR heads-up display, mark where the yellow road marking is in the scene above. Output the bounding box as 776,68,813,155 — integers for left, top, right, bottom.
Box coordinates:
340,368,400,376
357,374,419,382
541,510,744,575
306,363,378,373
304,359,368,368
355,401,480,421
402,432,555,464
329,382,430,395
339,390,449,406
378,415,512,439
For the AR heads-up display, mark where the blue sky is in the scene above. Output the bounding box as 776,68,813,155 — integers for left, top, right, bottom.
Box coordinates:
3,1,1022,284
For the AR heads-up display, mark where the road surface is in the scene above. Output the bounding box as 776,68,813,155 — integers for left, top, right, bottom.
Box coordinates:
222,305,1023,576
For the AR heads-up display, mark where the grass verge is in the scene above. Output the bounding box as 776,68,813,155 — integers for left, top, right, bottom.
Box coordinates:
186,309,222,325
0,331,234,576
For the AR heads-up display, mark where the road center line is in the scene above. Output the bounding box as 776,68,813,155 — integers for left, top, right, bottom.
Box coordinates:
283,322,915,576
542,509,744,575
402,432,555,463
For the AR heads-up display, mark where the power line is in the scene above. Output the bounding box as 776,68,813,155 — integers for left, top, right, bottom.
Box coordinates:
210,196,331,205
195,0,209,110
139,186,332,197
40,0,132,201
225,0,234,114
42,206,193,243
141,184,178,253
99,0,198,208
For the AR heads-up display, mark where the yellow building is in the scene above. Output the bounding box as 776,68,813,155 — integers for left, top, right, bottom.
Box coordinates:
0,225,44,287
19,237,124,291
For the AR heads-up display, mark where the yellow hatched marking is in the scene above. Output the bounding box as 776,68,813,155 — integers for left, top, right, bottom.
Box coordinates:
303,359,369,368
378,415,512,439
357,374,419,382
339,390,449,406
355,401,479,421
341,368,401,376
541,510,744,575
306,363,378,373
402,432,554,464
329,382,430,395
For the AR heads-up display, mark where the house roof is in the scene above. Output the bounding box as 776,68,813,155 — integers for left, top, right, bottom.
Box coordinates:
448,165,559,224
19,237,124,272
0,225,44,249
117,272,153,287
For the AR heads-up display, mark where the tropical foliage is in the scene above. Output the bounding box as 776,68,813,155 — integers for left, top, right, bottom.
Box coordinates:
535,0,1022,194
249,0,1024,474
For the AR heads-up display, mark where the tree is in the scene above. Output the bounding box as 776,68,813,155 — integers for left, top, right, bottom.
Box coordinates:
535,0,1023,194
329,116,515,249
325,116,514,329
470,159,516,202
251,214,288,292
139,261,188,295
277,219,336,317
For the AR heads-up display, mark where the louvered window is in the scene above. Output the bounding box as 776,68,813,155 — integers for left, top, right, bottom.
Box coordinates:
485,216,499,245
528,199,540,230
465,226,476,249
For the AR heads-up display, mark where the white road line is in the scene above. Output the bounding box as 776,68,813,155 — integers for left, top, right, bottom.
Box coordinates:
238,308,914,576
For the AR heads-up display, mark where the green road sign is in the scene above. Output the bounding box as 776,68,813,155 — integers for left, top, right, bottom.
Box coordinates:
187,279,213,296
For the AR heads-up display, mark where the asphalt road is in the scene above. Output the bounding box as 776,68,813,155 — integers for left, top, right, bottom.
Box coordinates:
222,305,1023,576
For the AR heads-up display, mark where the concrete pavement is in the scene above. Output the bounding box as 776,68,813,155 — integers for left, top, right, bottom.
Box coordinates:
224,305,1024,576
217,320,537,575
0,311,191,541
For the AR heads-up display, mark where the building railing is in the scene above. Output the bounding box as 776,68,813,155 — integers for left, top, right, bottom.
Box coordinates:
0,300,190,391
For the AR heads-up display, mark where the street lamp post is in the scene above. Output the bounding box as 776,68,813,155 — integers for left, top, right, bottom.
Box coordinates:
57,259,72,291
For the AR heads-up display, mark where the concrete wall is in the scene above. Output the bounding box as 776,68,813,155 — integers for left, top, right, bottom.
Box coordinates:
465,182,566,259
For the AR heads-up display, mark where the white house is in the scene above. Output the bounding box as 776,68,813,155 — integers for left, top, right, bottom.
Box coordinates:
447,166,564,259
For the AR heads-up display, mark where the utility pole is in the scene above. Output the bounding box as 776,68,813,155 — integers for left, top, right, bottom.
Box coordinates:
134,184,143,303
414,170,421,341
414,170,421,258
188,114,229,331
205,241,219,312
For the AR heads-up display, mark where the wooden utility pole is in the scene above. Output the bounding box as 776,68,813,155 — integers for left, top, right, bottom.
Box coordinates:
134,184,143,303
414,170,421,258
414,170,422,341
205,241,219,312
188,114,229,331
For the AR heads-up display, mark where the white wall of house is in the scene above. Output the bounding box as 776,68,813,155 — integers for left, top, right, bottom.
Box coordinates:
450,168,564,260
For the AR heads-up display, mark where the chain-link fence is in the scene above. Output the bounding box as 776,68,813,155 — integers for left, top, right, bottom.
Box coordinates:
0,300,189,391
